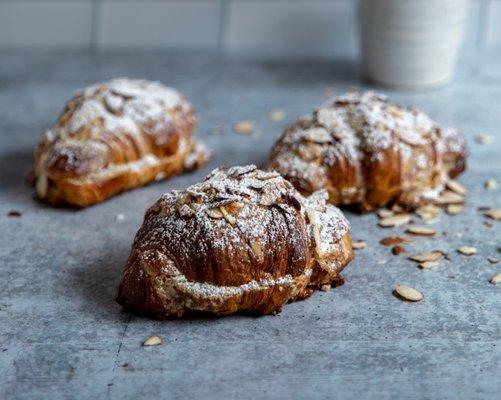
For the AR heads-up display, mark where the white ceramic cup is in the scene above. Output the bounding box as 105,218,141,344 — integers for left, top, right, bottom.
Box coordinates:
358,0,469,88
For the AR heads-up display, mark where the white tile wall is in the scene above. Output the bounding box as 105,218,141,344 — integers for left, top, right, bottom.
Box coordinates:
0,0,499,56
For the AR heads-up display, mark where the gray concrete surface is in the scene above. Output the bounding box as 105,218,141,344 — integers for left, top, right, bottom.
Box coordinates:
0,51,500,400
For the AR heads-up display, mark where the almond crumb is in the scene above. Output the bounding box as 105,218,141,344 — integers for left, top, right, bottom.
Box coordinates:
485,179,497,190
268,109,285,122
405,226,436,236
392,245,405,255
321,284,331,292
234,121,255,135
483,208,501,220
418,261,439,269
445,180,467,196
457,246,477,256
475,134,493,144
378,214,411,228
408,251,445,263
143,336,163,346
446,204,463,215
352,240,367,250
487,257,499,264
489,273,501,285
394,285,423,302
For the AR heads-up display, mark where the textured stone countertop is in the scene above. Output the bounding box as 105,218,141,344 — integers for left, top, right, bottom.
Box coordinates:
0,51,500,400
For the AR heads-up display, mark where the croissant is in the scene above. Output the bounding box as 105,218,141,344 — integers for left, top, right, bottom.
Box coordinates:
34,78,209,207
115,165,354,318
269,91,467,212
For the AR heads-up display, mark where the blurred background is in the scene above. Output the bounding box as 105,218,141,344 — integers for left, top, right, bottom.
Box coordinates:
0,0,498,59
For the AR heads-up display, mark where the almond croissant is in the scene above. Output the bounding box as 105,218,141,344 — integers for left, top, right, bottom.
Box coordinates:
34,78,209,207
269,92,466,212
115,165,354,318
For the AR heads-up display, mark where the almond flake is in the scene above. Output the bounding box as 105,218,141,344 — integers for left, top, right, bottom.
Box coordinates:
352,240,367,250
206,208,224,219
380,236,412,246
377,209,394,219
220,206,237,226
445,180,467,196
487,257,499,264
408,251,445,263
418,261,439,269
416,204,440,221
457,246,477,256
143,335,163,346
485,179,497,190
435,191,465,205
378,214,411,228
394,285,423,302
483,208,501,220
234,121,255,135
475,134,493,144
406,226,436,236
321,284,331,292
446,204,463,215
489,273,501,285
269,109,285,122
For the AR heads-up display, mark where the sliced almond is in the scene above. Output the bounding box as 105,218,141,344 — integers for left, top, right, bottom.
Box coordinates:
268,109,285,122
483,208,501,220
378,214,411,228
321,284,331,292
352,240,367,250
408,251,445,263
487,257,499,264
251,240,263,262
418,261,439,269
380,236,413,246
416,204,440,221
475,134,493,144
445,180,467,196
206,208,224,219
377,209,394,219
446,204,463,215
143,335,163,346
406,226,436,236
435,190,465,205
489,273,501,285
220,206,237,226
485,179,497,190
457,246,477,256
394,285,423,302
234,121,255,135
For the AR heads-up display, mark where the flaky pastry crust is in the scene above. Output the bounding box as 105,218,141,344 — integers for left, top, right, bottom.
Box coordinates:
115,165,354,318
269,92,466,212
34,78,209,207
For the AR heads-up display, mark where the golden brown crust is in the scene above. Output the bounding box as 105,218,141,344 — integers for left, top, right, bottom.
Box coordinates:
115,165,354,318
269,92,467,212
34,78,209,207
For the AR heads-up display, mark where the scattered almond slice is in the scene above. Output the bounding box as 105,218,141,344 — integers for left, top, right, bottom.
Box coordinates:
380,236,412,246
234,121,255,135
445,180,467,196
487,257,499,264
418,261,439,270
377,209,394,219
392,245,405,256
394,285,423,302
475,134,493,144
408,251,445,263
143,336,163,346
352,240,367,250
435,191,465,205
457,246,477,256
489,273,501,285
268,109,285,122
485,179,497,190
446,204,463,215
483,208,501,220
406,226,436,236
415,204,440,221
206,208,224,219
321,284,331,292
378,214,411,228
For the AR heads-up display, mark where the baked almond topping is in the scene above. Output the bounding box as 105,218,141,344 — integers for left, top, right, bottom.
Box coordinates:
418,261,439,269
234,121,255,135
457,246,477,256
483,209,501,220
485,179,497,190
445,180,467,196
487,257,499,264
378,214,411,228
352,240,367,250
408,251,445,263
435,191,465,205
143,336,163,346
489,273,501,285
446,204,463,215
394,285,423,302
392,245,405,255
405,226,436,236
380,236,413,246
377,209,394,219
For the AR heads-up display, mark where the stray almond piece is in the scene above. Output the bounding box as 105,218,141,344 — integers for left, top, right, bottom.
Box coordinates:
408,251,444,263
206,208,224,219
475,134,493,144
406,226,436,236
234,121,255,135
487,257,499,264
483,208,501,220
143,335,163,346
416,204,440,221
419,261,439,270
490,273,501,284
446,204,463,215
377,209,394,219
445,180,467,196
457,246,477,256
394,285,423,302
220,206,237,226
352,240,367,250
378,214,411,228
321,284,331,292
435,191,465,205
269,109,285,122
392,245,405,255
485,179,497,190
380,236,412,246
